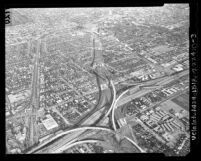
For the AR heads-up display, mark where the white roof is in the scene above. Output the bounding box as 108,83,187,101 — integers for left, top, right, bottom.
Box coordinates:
42,114,58,130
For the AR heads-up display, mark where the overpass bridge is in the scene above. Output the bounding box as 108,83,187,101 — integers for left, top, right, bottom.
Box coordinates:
52,139,101,153
27,126,114,154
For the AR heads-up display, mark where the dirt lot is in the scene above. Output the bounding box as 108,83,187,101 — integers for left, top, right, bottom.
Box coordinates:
171,91,189,111
160,99,184,113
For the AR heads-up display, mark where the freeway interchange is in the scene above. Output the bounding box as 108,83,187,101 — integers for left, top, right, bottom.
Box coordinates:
29,68,188,154
5,7,190,155
26,28,141,153
26,28,119,153
24,27,189,154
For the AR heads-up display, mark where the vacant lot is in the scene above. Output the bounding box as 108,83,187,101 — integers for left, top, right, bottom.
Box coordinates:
171,91,189,111
160,100,184,113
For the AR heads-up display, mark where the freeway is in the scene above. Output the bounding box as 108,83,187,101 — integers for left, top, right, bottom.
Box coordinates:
118,69,189,89
57,91,190,154
7,28,108,153
112,89,129,131
115,73,189,118
111,71,189,143
124,136,145,153
91,37,96,67
66,28,114,127
28,126,114,154
116,70,189,108
31,70,157,153
26,38,41,147
55,132,145,153
71,72,109,128
56,139,101,153
105,80,116,117
34,64,188,153
25,63,188,154
24,24,188,153
71,28,110,127
27,29,113,153
107,70,189,151
110,70,188,131
47,127,114,153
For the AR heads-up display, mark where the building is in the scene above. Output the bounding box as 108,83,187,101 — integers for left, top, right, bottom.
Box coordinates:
42,114,59,131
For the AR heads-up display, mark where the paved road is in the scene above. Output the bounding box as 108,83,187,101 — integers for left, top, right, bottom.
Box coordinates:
26,29,113,153
31,66,188,153
116,70,189,108
5,94,13,116
26,39,41,147
23,26,189,153
30,127,114,154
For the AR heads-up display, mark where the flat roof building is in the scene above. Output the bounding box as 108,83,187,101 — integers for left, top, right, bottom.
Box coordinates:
42,114,59,131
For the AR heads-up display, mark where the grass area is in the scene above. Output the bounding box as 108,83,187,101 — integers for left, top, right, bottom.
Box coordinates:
171,92,189,111
160,99,185,113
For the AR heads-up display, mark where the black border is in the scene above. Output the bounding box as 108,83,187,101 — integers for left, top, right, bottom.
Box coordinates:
189,1,200,160
2,1,200,161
